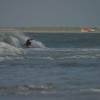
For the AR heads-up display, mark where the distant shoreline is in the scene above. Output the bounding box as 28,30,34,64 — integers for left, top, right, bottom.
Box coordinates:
0,27,100,33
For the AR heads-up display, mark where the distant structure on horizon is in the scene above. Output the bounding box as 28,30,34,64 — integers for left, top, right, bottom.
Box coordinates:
81,27,95,32
0,26,99,33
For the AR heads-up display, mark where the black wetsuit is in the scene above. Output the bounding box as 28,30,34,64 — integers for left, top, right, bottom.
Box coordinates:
25,39,31,47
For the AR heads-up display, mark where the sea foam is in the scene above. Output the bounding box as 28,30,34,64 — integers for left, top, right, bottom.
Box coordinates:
0,31,46,56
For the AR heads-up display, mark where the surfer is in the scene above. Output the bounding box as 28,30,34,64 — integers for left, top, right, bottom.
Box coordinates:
25,39,32,48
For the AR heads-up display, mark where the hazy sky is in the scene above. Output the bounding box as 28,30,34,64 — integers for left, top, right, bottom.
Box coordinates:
0,0,100,27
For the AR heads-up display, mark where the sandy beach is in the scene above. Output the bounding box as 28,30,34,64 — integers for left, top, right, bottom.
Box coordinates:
0,27,100,33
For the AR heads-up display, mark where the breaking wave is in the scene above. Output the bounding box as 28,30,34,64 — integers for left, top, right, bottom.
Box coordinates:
0,31,46,56
0,84,55,95
80,88,100,94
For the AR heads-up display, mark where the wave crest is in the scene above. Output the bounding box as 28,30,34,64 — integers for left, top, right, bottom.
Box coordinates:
0,31,46,56
0,84,55,95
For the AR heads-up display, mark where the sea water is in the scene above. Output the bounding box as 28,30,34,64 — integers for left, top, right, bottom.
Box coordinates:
0,32,100,100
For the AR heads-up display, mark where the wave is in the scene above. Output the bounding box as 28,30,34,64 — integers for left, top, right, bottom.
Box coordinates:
25,48,100,60
0,42,23,56
0,84,55,95
0,31,46,56
80,88,100,94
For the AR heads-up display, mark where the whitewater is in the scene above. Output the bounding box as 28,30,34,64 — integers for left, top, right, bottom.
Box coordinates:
0,31,45,56
0,31,100,100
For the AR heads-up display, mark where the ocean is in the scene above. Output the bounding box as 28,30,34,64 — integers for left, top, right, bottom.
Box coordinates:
0,32,100,100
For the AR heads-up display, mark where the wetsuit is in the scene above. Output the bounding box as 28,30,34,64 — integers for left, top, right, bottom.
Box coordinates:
25,39,32,47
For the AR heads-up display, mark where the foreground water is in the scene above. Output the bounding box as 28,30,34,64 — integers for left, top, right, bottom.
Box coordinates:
0,32,100,100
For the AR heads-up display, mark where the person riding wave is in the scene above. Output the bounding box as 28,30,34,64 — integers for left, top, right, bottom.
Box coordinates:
25,39,32,48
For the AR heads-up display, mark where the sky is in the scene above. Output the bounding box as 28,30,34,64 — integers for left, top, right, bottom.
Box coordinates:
0,0,100,27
